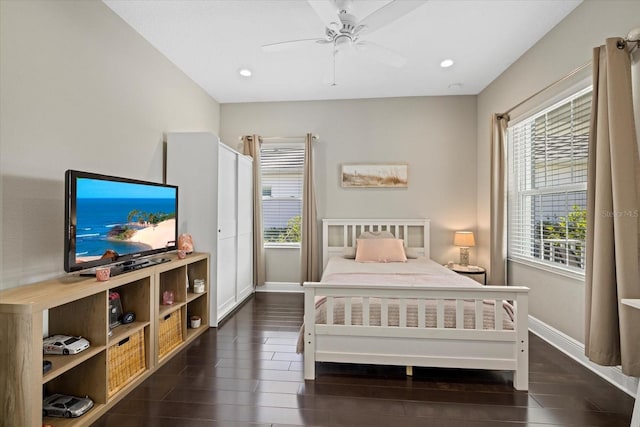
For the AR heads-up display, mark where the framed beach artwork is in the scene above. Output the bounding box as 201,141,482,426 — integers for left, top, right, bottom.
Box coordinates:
341,163,408,188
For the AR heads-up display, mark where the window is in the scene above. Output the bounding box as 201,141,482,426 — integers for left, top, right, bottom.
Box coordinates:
260,143,304,245
507,87,591,272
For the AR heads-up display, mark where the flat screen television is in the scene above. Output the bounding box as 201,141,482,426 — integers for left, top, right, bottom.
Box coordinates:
64,170,178,274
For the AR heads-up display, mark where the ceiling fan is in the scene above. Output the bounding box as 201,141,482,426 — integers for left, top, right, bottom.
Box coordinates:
262,0,425,82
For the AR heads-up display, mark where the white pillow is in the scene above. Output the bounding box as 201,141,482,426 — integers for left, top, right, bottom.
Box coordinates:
358,231,395,240
343,247,357,259
404,247,419,259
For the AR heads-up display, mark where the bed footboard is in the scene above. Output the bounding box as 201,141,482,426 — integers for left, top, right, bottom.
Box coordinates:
302,282,529,390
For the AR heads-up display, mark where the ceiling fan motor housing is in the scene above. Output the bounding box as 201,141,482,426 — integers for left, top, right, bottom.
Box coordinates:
338,12,357,35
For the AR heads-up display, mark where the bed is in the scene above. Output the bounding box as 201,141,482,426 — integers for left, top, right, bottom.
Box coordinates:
301,219,530,390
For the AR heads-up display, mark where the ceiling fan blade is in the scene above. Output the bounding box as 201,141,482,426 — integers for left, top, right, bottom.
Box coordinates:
307,0,339,29
354,41,406,68
262,38,327,53
357,0,425,35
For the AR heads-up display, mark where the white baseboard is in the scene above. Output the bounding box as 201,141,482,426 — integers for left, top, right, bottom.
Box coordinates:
215,290,255,326
255,282,303,293
529,315,638,397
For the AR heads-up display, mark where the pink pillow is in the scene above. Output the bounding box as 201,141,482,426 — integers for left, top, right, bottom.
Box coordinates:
355,238,407,263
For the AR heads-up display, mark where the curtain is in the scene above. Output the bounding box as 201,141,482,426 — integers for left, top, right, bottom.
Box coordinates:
489,114,508,285
633,44,640,153
585,38,640,375
242,135,266,286
300,133,320,283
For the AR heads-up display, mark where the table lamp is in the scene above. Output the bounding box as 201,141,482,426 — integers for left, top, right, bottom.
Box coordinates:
454,231,475,266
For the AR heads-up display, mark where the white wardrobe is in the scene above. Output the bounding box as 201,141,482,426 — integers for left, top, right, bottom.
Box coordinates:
166,132,253,326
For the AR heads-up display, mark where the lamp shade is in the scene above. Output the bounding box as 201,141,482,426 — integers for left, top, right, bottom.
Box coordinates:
454,231,475,247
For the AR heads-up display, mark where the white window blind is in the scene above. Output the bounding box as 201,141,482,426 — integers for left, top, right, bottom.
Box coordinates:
260,143,304,244
507,87,591,272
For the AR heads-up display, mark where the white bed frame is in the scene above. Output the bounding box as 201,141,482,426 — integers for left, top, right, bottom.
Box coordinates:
303,219,530,390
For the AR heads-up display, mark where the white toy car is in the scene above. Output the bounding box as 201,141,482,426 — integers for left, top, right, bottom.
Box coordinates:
43,393,94,418
43,335,90,355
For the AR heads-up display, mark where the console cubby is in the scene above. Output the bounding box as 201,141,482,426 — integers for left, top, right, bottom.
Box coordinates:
186,293,208,340
186,258,208,292
43,351,107,426
158,265,187,307
109,277,152,326
49,292,108,349
44,351,107,404
108,277,152,356
185,256,209,339
43,292,108,387
0,252,209,427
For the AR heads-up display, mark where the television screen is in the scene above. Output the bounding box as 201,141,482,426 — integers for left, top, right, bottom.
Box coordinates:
65,170,178,273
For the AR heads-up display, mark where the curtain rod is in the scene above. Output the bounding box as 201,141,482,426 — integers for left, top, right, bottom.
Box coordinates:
498,60,591,119
239,135,319,141
263,135,319,141
499,30,640,119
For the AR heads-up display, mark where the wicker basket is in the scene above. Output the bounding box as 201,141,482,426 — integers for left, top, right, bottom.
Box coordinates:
158,310,183,358
108,329,146,397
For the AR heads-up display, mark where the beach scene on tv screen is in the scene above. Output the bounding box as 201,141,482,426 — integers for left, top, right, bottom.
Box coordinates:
75,178,176,263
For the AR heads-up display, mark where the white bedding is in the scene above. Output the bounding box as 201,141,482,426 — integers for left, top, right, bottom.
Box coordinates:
321,256,482,287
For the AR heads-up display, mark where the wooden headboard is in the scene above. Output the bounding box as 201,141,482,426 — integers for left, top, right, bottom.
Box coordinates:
322,218,431,270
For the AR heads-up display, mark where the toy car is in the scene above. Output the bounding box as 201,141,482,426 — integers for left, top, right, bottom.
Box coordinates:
42,393,93,418
43,335,90,355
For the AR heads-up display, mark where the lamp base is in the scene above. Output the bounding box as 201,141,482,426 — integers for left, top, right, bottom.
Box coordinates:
459,247,469,266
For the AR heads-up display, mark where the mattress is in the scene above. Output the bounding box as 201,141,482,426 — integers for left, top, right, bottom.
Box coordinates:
297,257,514,353
321,256,483,287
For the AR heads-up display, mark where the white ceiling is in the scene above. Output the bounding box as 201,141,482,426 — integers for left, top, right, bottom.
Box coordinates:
103,0,582,103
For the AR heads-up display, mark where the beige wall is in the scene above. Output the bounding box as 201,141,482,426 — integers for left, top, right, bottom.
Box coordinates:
476,0,640,341
0,1,220,290
265,248,301,284
221,96,477,283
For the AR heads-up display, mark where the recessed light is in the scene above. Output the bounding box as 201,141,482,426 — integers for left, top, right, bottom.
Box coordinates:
440,59,454,68
448,83,463,89
238,68,252,77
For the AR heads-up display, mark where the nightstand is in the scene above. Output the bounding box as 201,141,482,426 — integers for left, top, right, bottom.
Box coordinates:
448,264,486,285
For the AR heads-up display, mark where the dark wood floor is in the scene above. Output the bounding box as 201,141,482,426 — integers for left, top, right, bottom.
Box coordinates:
94,292,634,426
